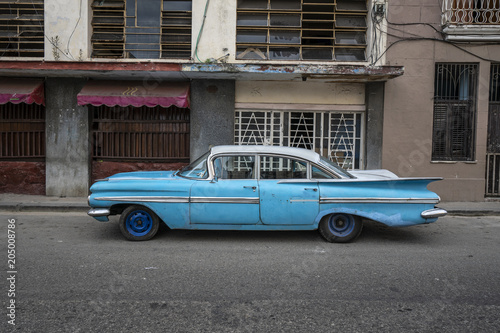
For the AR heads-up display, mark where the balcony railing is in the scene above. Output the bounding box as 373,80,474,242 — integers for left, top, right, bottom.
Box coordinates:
442,0,500,25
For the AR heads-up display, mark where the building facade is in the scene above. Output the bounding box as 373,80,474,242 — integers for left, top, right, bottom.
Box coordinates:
0,0,498,201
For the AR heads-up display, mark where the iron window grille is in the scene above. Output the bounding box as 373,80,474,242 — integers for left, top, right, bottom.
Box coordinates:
235,109,364,170
432,63,478,161
0,102,45,159
442,0,500,25
91,0,192,59
0,0,44,57
91,105,190,162
486,63,500,196
236,0,367,61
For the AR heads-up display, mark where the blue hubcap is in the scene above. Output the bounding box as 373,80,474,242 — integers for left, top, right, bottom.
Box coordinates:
126,210,153,237
328,214,355,237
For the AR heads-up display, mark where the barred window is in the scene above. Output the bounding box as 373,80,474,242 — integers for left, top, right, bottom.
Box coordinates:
236,0,367,61
432,63,478,161
235,109,364,170
486,63,500,196
91,0,192,59
91,105,190,161
0,102,45,159
0,0,44,57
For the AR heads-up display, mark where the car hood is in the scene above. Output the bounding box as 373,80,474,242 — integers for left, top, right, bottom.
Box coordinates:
349,169,399,180
106,170,177,180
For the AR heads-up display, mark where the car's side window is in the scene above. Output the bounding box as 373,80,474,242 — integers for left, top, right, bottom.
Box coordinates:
312,165,334,179
214,156,255,179
260,156,308,179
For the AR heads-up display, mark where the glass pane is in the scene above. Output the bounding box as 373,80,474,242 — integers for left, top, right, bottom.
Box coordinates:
163,1,192,11
237,13,268,26
302,48,333,60
269,30,300,44
214,156,255,179
237,30,267,43
335,16,366,28
336,0,367,11
237,0,268,9
270,0,301,10
312,165,334,179
335,48,365,61
335,32,366,45
178,151,209,179
237,47,268,59
270,47,299,60
270,14,300,27
260,156,307,179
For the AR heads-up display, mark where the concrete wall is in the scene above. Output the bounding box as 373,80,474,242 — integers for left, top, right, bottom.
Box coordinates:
45,78,90,197
384,0,500,201
365,82,384,170
192,0,236,63
44,0,90,61
190,80,236,160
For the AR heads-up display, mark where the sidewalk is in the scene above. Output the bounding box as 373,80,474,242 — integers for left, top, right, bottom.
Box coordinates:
0,193,499,216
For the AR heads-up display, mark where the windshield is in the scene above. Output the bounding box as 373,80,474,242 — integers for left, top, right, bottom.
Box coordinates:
178,151,210,179
318,156,353,179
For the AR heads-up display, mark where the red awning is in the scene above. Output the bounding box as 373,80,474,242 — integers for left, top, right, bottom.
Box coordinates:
0,78,44,105
77,80,190,108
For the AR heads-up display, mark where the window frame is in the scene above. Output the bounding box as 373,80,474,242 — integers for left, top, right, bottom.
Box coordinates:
432,63,478,162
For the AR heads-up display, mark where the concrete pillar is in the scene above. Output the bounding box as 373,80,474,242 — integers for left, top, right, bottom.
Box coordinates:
45,78,89,197
190,79,235,160
365,82,385,170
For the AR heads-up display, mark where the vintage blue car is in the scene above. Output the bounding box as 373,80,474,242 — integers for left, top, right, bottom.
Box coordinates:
88,145,447,243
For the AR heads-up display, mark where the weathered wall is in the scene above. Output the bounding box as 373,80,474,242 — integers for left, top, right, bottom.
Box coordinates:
236,81,365,104
190,80,236,160
365,82,384,170
383,1,499,201
192,0,236,63
45,78,90,197
44,0,90,61
0,162,45,195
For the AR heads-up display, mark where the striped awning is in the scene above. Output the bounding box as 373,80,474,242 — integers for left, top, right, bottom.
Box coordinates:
0,78,44,105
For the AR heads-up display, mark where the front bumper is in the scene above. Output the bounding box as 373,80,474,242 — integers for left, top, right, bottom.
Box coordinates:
421,208,448,219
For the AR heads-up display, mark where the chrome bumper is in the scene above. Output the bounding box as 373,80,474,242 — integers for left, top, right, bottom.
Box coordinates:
421,208,448,219
87,208,111,217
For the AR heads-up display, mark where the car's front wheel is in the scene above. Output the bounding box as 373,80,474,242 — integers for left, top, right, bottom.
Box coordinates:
119,205,160,241
319,213,363,243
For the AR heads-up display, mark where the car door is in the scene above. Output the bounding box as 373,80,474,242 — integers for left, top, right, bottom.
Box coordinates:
190,155,260,225
259,155,319,225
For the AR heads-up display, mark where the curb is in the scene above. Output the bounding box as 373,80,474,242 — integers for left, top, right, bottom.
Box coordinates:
0,204,89,213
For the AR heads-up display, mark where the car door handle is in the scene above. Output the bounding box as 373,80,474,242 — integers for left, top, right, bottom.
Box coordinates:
304,188,317,192
243,186,257,191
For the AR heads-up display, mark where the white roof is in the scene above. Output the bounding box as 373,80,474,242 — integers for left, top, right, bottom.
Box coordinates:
210,145,321,163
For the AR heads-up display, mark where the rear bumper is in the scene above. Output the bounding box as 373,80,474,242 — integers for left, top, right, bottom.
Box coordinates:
421,208,448,219
88,208,111,222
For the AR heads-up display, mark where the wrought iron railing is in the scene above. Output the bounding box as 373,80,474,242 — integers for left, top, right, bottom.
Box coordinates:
442,0,500,25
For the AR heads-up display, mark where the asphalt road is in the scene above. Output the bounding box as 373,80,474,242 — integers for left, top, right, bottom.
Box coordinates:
1,212,499,333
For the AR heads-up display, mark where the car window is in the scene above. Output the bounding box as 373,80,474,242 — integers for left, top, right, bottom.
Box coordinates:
312,165,335,179
260,156,307,179
178,151,209,179
214,156,255,179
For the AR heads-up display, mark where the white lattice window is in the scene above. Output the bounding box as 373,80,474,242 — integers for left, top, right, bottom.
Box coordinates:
235,109,364,170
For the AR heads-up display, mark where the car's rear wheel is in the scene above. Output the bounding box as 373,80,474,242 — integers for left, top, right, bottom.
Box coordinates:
319,213,363,243
119,205,160,241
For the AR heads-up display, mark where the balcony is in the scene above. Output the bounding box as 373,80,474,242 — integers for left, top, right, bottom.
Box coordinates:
441,0,500,41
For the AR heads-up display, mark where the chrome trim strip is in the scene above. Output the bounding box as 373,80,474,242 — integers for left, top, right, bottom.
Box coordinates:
320,197,440,204
95,196,190,203
95,196,259,204
87,208,111,217
190,197,260,204
421,208,448,218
